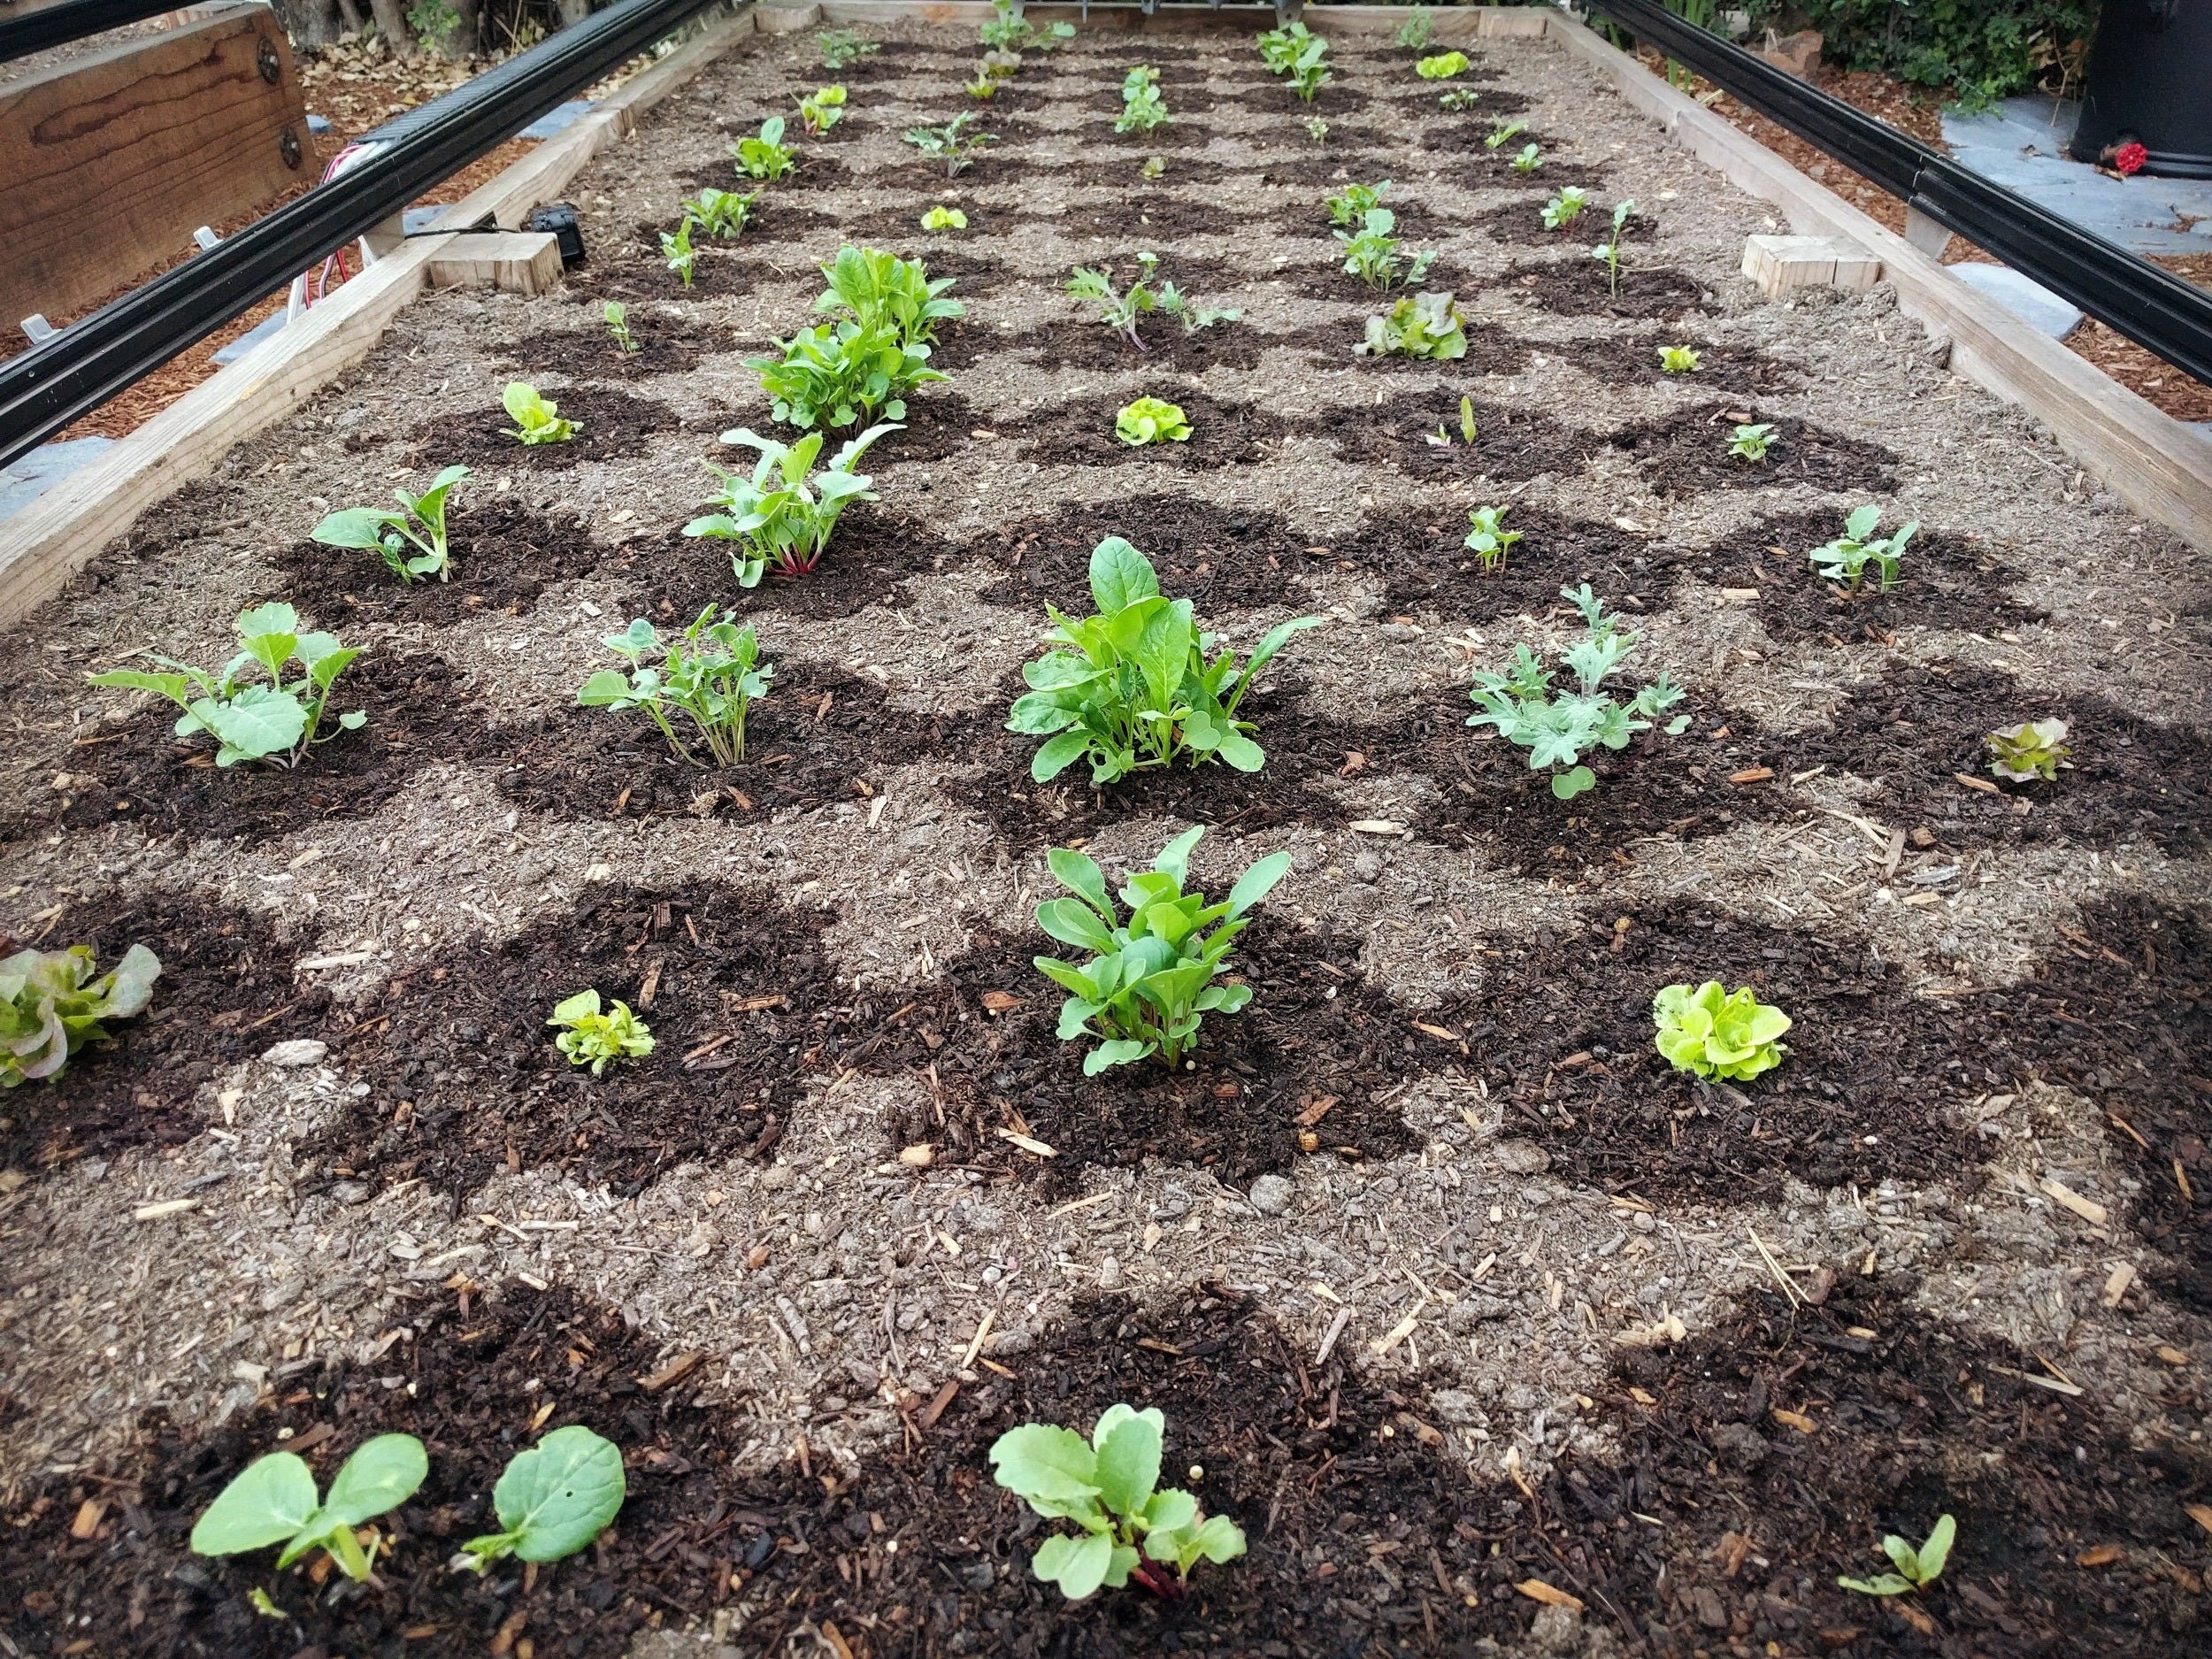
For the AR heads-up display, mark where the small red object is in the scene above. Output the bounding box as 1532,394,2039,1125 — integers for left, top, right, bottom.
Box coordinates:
2114,141,2148,176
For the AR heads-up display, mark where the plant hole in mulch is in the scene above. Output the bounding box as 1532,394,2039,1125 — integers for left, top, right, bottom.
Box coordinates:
1290,317,1535,377
1293,254,1466,309
870,390,987,465
1012,317,1274,373
1321,389,1586,483
835,204,1036,245
1248,150,1402,188
1223,80,1376,116
586,248,780,304
267,497,603,624
1267,198,1455,243
1609,403,1901,495
498,311,733,382
1042,192,1255,242
1547,327,1803,395
1059,156,1240,188
1018,387,1294,469
1061,117,1220,151
969,492,1314,615
422,386,686,471
1467,200,1659,250
1499,256,1715,319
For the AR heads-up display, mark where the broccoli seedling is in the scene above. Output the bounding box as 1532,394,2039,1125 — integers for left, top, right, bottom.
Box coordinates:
1305,115,1330,142
191,1434,426,1584
1325,180,1390,227
1416,50,1469,79
1591,198,1636,297
311,463,470,584
1439,88,1481,111
1118,65,1169,134
603,300,639,355
1465,584,1688,799
1728,421,1778,462
1033,828,1292,1074
1656,343,1700,373
548,990,655,1074
1653,981,1790,1082
1839,1516,1955,1599
502,381,576,445
1810,503,1917,594
1541,186,1592,229
732,116,797,181
660,215,697,288
903,112,995,176
991,1405,1247,1599
1335,207,1436,291
1256,20,1317,76
1463,504,1521,572
1485,117,1526,150
683,421,900,586
0,943,159,1087
1065,252,1238,350
1357,290,1469,360
921,204,968,231
1396,6,1434,51
797,84,846,135
1116,396,1190,446
817,27,876,69
1511,142,1543,173
680,186,757,240
578,607,772,768
1986,718,2070,782
459,1427,626,1570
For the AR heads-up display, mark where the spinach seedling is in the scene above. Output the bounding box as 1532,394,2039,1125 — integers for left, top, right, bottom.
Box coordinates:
1511,142,1543,173
190,1434,426,1583
1116,396,1190,446
680,186,757,240
1463,504,1521,572
1325,181,1390,227
578,607,772,768
745,319,943,430
1066,252,1237,349
1465,584,1688,799
797,84,846,135
1396,7,1434,51
1986,718,2070,782
503,381,576,444
903,112,995,176
1,942,159,1087
603,300,640,354
1591,198,1636,296
549,990,655,1074
459,1427,626,1570
660,215,698,288
1416,50,1469,79
89,602,366,767
1033,827,1290,1074
1006,536,1319,787
1335,207,1435,290
1811,504,1917,593
1656,343,1700,373
1728,421,1777,462
818,27,876,69
1256,20,1317,76
817,244,963,347
1357,290,1469,360
991,1405,1247,1599
1839,1516,1955,1599
1541,185,1591,228
733,116,797,181
1288,37,1333,103
1439,87,1481,111
1486,117,1526,150
921,204,968,231
1654,981,1790,1082
311,464,470,584
1305,115,1330,142
684,421,900,585
1118,65,1169,134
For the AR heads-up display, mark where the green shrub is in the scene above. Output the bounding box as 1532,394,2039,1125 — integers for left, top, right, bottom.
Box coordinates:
1800,0,2095,108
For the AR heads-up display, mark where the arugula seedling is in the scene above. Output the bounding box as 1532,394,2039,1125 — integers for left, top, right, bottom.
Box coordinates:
1656,343,1700,373
1465,583,1688,799
660,215,698,288
578,607,772,768
1066,252,1238,350
459,1427,626,1569
1439,87,1481,111
1728,421,1777,462
311,463,471,585
818,27,876,69
817,243,963,347
1541,185,1591,228
684,421,899,585
1141,154,1167,180
1357,290,1469,360
991,1405,1247,1598
733,116,797,181
1986,718,2070,782
1511,142,1543,173
1007,536,1319,787
1396,6,1433,51
89,602,366,768
1839,1516,1955,1598
1336,207,1435,290
548,989,656,1074
1486,117,1526,150
190,1434,426,1583
603,300,639,354
1810,503,1917,593
797,84,846,135
1326,182,1390,227
1416,50,1469,79
922,204,968,231
1305,116,1330,142
1463,504,1521,572
1116,396,1190,446
1118,65,1170,134
1591,198,1635,297
1654,981,1790,1082
1,943,159,1087
903,112,995,176
1288,37,1333,103
680,186,757,240
745,319,944,430
503,381,576,444
1256,20,1317,76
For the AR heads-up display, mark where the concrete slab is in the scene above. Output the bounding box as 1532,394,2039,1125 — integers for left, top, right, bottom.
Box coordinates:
0,437,115,524
1948,263,2085,339
211,311,287,365
1942,95,2212,258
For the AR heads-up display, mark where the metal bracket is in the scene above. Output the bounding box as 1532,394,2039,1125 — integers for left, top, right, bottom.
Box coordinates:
257,34,280,83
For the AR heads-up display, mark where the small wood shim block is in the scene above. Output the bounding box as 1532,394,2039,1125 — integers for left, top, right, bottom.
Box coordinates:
1741,234,1883,298
426,232,565,296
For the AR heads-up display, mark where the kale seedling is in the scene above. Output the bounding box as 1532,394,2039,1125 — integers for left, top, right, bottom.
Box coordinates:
1486,117,1526,150
818,27,876,69
991,1404,1247,1598
1728,421,1777,461
578,607,772,768
503,381,576,444
797,84,846,135
903,112,995,177
1065,252,1237,349
1463,504,1521,572
1465,584,1688,799
1653,981,1790,1082
1006,536,1318,786
458,1427,625,1570
1439,88,1481,111
1986,718,2070,782
548,990,655,1074
684,421,900,585
1325,181,1389,227
89,602,366,767
190,1434,426,1583
1839,1516,1955,1599
817,243,964,347
1256,20,1317,76
1810,503,1917,593
1116,396,1190,446
311,463,470,584
1118,65,1169,134
680,186,757,239
1396,6,1434,51
732,116,797,181
1357,290,1469,360
1335,207,1435,290
0,943,158,1087
921,204,968,231
660,215,697,288
1656,343,1700,373
745,319,943,430
1541,185,1591,229
1511,142,1543,173
1288,37,1333,103
1416,50,1469,79
1591,198,1636,296
603,300,639,354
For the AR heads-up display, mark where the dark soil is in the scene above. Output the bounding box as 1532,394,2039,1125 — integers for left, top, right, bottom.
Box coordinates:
1377,85,1530,117
1500,257,1715,319
1469,202,1659,250
1321,390,1587,483
873,390,987,464
1224,80,1374,115
1269,198,1453,242
1297,254,1463,308
1018,388,1294,469
1047,192,1250,242
968,493,1314,615
1338,504,1678,623
603,502,961,626
1608,404,1901,495
837,204,1036,245
1014,317,1273,373
588,248,781,303
1549,329,1803,395
1418,119,1558,157
1291,317,1534,376
427,386,685,471
269,497,603,624
0,894,330,1178
500,313,731,382
1060,156,1238,187
1248,150,1402,187
900,249,1015,299
1064,117,1218,150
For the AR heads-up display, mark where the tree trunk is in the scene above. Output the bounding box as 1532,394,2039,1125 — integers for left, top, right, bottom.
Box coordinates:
367,0,418,57
335,0,365,35
271,0,348,48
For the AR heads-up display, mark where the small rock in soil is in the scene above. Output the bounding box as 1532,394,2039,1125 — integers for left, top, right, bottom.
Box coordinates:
261,1039,327,1068
1248,1173,1294,1215
1492,1136,1551,1174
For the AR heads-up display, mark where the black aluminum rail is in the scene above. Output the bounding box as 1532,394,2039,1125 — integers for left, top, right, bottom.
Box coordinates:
0,0,191,64
1587,0,2212,388
0,0,729,469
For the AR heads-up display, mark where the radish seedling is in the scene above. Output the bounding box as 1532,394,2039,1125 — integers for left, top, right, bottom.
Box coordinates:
1541,185,1591,228
1986,718,2070,782
1810,503,1916,593
1656,343,1700,373
797,84,846,135
458,1427,626,1569
1,943,158,1087
1335,207,1435,290
190,1434,426,1584
603,301,640,354
1325,181,1390,227
818,27,876,69
1463,504,1521,572
503,381,576,444
1118,65,1169,134
1654,981,1791,1082
311,464,471,584
680,186,757,240
660,216,697,288
1288,37,1333,102
684,421,900,586
1116,396,1190,446
578,607,772,768
1256,19,1318,75
733,116,797,181
745,319,943,430
1728,421,1777,462
1417,50,1470,79
1839,1515,1955,1598
817,244,963,347
1591,198,1635,297
549,990,656,1073
903,112,995,176
922,204,968,231
1357,290,1469,360
1065,253,1238,349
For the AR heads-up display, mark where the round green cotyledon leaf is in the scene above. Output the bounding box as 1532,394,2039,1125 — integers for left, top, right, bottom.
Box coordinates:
493,1425,627,1562
321,1433,429,1528
189,1452,319,1557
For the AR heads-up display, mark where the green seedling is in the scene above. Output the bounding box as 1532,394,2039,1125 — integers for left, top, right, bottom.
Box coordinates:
548,989,656,1074
310,464,470,585
1511,142,1543,173
1116,396,1190,446
1486,117,1526,150
190,1434,427,1583
922,204,969,231
1432,394,1479,449
981,48,1023,81
1591,198,1636,297
1118,65,1169,134
1728,421,1778,462
502,381,576,445
1810,503,1917,594
578,607,772,769
1335,207,1435,290
660,215,698,288
1439,88,1481,111
745,319,943,431
89,602,365,768
1653,981,1790,1083
1986,718,2070,782
1541,185,1592,229
965,64,1000,99
1256,19,1317,76
1839,1516,1955,1598
1463,504,1521,572
733,116,797,181
1141,154,1167,180
817,243,963,347
1066,252,1238,349
991,1405,1247,1599
1395,7,1434,51
1416,50,1469,79
797,84,847,135
818,27,876,69
459,1427,626,1570
981,0,1071,52
1,943,159,1088
684,422,899,586
603,300,639,354
680,186,757,240
1325,181,1389,227
1656,343,1701,373
1357,290,1468,360
1033,828,1291,1074
1465,584,1688,799
1288,37,1333,103
1305,116,1330,142
903,112,995,177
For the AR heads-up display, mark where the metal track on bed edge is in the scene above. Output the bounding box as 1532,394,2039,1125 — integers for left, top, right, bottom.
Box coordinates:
0,0,204,64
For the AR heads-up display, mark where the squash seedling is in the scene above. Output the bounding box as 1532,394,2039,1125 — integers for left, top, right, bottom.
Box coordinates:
1839,1516,1955,1599
549,990,656,1074
991,1405,1247,1599
1485,117,1526,150
680,186,757,240
1066,253,1238,349
1357,290,1469,360
1116,396,1190,446
603,300,640,355
458,1426,626,1570
1336,207,1436,290
1986,718,2070,782
921,204,968,231
1,943,159,1088
818,27,876,69
903,112,995,176
578,607,772,769
1591,199,1636,297
1463,504,1521,572
797,84,847,136
1511,142,1543,173
1541,185,1591,229
311,464,471,584
1654,981,1790,1082
1728,422,1777,462
1417,50,1470,79
1118,65,1169,134
684,421,900,586
733,116,797,181
1656,344,1700,373
90,603,366,768
503,381,576,445
1810,504,1917,593
1325,180,1390,228
190,1433,427,1584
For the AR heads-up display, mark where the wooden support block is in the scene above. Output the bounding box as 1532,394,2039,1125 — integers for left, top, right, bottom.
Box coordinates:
0,4,309,324
755,2,821,32
426,231,565,295
1741,233,1882,297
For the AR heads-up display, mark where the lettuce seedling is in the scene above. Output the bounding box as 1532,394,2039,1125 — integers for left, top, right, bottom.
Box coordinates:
1357,290,1468,360
1591,198,1636,297
603,300,639,354
903,112,995,177
1839,1516,1955,1599
746,319,943,430
1463,504,1521,572
1,943,159,1088
1007,536,1319,787
1810,503,1917,593
1066,252,1238,349
797,84,846,135
1541,185,1591,228
817,244,963,347
991,1405,1247,1599
1728,422,1777,462
311,464,471,584
89,603,366,768
680,186,757,240
965,65,1000,99
459,1427,626,1570
921,204,968,231
1118,65,1170,134
1653,981,1789,1082
578,607,772,768
684,422,899,585
660,216,697,288
1466,584,1687,799
1511,142,1543,173
1326,181,1390,226
1288,38,1333,103
1116,396,1190,446
1486,117,1527,150
1416,50,1469,79
733,116,797,181
1335,207,1435,290
1033,827,1290,1074
549,989,655,1074
1396,7,1434,51
1656,343,1700,373
818,27,876,68
503,381,576,445
1986,718,2070,782
1141,154,1168,180
1439,87,1481,111
1256,20,1317,75
190,1434,426,1583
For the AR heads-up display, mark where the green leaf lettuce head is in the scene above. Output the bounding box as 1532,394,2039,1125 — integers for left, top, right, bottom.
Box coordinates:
190,1433,427,1582
921,204,968,231
1115,396,1190,446
461,1425,626,1568
1,942,159,1087
502,381,577,445
1985,718,2070,783
1652,980,1790,1083
549,989,655,1075
1357,290,1468,360
1416,50,1469,79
